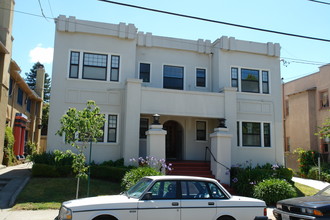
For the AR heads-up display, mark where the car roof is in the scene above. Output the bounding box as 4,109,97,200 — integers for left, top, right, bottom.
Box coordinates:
145,175,218,182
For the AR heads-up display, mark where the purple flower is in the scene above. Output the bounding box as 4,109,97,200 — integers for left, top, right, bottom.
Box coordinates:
232,178,238,183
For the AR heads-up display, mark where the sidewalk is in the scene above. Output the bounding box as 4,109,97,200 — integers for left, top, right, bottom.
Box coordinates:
292,176,330,190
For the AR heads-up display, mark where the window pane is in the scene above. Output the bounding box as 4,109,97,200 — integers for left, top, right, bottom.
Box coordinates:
196,121,206,141
231,67,238,88
241,69,259,93
111,56,120,68
70,65,79,78
71,52,80,65
17,88,23,105
264,123,271,147
196,68,206,87
111,69,119,81
262,71,269,94
108,115,117,142
139,118,149,139
242,122,261,146
263,82,269,94
84,53,107,67
111,55,120,82
82,53,107,80
163,65,184,90
320,91,329,108
83,66,106,80
140,63,150,83
164,66,183,78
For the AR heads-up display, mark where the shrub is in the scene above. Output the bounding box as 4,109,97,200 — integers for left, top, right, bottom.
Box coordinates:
25,141,38,156
3,127,16,166
307,167,320,180
100,158,125,167
253,179,297,206
121,166,162,190
295,148,319,176
32,164,60,177
91,165,130,182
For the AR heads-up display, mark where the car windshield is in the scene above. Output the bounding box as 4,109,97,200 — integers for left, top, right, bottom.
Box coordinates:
316,185,330,197
126,178,153,199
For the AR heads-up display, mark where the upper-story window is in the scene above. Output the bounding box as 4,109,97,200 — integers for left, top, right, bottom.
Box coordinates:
69,51,80,78
139,63,151,83
231,67,269,94
69,51,120,82
17,88,23,106
26,98,31,112
110,55,120,82
196,68,206,87
320,90,329,109
163,65,184,90
238,121,271,147
83,53,108,80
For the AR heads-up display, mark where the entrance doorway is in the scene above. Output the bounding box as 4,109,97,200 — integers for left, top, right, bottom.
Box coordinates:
163,120,183,161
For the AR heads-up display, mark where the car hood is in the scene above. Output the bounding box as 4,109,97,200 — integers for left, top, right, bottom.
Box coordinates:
279,196,330,209
63,195,138,211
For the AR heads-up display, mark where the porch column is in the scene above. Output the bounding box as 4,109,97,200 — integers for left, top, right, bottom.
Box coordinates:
146,124,167,161
210,127,232,185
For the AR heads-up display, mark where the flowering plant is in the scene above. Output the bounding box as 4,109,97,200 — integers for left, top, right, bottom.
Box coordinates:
130,156,173,172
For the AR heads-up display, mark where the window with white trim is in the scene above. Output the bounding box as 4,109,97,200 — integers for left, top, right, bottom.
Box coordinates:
69,51,79,78
110,55,120,82
139,63,150,83
231,67,270,94
237,121,271,147
196,68,206,87
196,121,207,141
108,114,118,142
83,53,108,80
163,65,184,90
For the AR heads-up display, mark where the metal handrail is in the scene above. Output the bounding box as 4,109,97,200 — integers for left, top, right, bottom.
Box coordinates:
205,146,231,170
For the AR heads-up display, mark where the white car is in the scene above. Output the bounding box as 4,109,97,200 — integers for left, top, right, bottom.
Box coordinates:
56,176,267,220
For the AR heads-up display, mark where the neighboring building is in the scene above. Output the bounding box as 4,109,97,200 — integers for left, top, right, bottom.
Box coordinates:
0,0,45,163
284,64,330,170
48,16,284,183
0,0,15,163
7,63,45,157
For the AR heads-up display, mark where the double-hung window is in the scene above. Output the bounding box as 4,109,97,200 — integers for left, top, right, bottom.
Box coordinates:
238,121,271,147
139,63,150,83
196,121,207,141
26,98,31,112
320,90,329,109
163,65,184,90
231,68,238,88
110,55,120,82
262,71,269,94
83,53,107,80
196,68,206,87
17,88,23,105
241,69,259,93
69,51,80,78
108,115,118,142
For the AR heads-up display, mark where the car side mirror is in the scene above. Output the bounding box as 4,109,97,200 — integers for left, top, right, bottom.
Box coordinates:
142,192,152,200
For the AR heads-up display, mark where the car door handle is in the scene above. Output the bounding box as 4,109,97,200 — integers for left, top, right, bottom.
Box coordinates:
172,202,179,206
208,202,215,205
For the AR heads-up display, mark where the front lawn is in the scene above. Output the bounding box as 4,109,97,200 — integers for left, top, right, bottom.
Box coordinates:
13,177,121,210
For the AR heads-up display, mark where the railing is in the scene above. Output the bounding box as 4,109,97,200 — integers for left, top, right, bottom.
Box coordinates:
204,146,231,170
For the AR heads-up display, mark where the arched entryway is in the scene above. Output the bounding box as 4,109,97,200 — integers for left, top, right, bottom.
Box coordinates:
163,120,183,161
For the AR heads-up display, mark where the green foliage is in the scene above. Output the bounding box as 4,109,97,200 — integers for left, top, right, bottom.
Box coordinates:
24,62,51,102
3,126,16,166
231,162,293,197
32,164,60,177
41,103,49,135
25,141,38,156
91,165,130,182
253,179,297,206
316,113,330,142
295,148,319,176
100,158,125,167
121,166,162,191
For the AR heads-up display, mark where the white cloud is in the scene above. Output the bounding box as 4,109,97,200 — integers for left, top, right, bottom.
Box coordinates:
29,44,54,64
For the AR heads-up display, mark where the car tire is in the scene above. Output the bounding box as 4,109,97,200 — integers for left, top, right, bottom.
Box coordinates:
218,216,235,220
93,215,117,220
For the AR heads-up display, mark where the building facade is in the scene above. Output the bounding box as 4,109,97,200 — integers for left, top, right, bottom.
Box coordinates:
48,16,284,181
284,64,330,170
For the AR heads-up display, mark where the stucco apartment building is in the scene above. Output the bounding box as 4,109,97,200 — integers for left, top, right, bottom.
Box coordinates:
0,0,45,164
284,64,330,170
48,16,284,183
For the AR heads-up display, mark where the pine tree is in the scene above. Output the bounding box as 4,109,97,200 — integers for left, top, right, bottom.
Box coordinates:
24,62,51,102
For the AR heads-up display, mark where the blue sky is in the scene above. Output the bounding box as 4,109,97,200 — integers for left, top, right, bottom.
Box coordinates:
12,0,330,82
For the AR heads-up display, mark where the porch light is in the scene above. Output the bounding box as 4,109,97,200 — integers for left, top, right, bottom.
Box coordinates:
218,118,227,128
152,114,160,125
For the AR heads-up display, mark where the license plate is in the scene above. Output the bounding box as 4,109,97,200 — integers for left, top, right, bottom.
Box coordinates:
282,213,290,220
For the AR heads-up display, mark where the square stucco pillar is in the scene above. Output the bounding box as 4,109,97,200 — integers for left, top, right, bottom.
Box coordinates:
123,79,142,165
210,127,232,185
146,124,167,161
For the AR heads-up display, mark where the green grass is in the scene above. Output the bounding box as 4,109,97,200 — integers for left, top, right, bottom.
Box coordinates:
294,182,320,197
13,177,121,210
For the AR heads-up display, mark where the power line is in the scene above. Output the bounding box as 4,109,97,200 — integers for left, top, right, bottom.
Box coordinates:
98,0,330,43
307,0,330,5
37,0,48,21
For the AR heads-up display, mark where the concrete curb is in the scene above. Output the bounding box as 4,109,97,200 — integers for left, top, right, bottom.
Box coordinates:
8,176,31,207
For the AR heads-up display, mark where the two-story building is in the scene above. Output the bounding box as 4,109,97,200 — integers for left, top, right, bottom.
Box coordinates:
47,16,284,183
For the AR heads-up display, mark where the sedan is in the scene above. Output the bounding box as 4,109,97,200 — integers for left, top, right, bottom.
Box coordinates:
56,175,267,220
273,185,330,219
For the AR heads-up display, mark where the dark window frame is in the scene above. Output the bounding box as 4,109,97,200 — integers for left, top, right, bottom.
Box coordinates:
139,118,149,139
231,67,238,88
26,98,31,112
139,63,151,83
110,55,120,82
196,121,207,141
196,68,206,87
320,90,329,109
163,65,184,90
108,114,118,143
241,69,260,93
82,52,108,81
242,122,261,147
262,70,269,94
69,51,80,78
17,87,23,106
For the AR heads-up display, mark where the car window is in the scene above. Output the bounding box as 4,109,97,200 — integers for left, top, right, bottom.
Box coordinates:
149,181,177,199
127,178,153,198
181,181,210,199
207,182,226,199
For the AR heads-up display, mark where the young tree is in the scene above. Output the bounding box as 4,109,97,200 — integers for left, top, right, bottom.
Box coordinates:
25,62,51,102
56,101,105,198
316,115,330,143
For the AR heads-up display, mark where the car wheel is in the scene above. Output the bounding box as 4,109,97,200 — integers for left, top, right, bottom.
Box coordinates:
218,216,235,220
93,215,117,220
